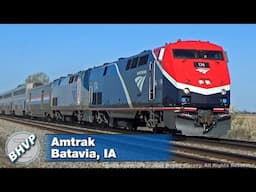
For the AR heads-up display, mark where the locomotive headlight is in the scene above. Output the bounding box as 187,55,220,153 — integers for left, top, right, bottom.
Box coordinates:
221,89,227,95
181,96,190,104
205,79,211,85
181,97,187,103
183,88,190,95
222,98,228,104
198,79,204,85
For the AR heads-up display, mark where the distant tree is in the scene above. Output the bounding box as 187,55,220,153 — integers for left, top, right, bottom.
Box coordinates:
25,72,50,86
241,110,249,114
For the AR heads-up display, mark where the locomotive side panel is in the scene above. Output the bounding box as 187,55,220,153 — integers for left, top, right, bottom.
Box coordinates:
117,52,163,107
51,74,80,117
89,64,129,108
88,64,133,121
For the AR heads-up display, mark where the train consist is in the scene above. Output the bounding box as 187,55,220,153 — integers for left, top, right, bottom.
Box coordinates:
0,40,231,137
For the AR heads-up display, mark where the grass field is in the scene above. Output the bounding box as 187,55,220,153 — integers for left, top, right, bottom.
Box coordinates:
227,114,256,141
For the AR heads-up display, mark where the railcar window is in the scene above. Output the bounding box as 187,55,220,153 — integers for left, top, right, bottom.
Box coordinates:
103,67,108,76
33,82,43,88
173,50,195,59
205,51,224,60
58,80,62,86
13,88,26,96
173,49,224,60
138,55,149,66
69,76,74,84
74,75,78,82
52,80,58,86
125,59,132,70
41,90,44,102
130,57,138,69
4,93,12,98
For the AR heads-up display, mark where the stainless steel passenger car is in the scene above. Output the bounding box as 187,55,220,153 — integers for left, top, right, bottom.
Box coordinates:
11,85,27,116
0,91,13,115
26,83,52,119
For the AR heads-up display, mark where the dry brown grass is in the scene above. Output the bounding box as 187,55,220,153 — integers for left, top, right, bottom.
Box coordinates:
227,114,256,141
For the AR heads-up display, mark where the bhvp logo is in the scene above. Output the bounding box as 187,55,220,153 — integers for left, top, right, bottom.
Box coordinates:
5,131,40,164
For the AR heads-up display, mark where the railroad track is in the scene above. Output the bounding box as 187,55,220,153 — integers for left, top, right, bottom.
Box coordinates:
1,115,256,166
0,115,119,134
173,136,256,165
178,135,256,151
0,115,154,134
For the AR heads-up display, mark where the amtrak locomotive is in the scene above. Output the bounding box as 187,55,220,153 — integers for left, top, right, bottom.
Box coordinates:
0,40,231,137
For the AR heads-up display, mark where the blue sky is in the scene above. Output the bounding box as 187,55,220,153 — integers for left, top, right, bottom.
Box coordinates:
0,24,255,112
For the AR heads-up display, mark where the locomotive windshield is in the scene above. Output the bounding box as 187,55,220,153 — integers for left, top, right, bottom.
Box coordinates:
173,49,224,60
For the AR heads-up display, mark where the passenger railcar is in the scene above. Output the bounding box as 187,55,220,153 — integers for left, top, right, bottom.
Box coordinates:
0,91,13,115
11,85,27,116
26,83,52,119
0,85,27,116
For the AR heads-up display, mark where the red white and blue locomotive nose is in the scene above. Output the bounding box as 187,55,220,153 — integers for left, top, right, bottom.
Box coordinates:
153,40,231,136
154,40,230,108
